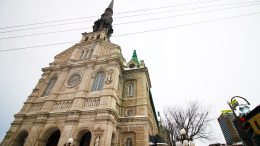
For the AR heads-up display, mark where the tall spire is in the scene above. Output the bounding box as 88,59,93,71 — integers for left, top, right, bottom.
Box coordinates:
126,50,141,69
131,50,140,64
108,0,114,9
93,0,114,38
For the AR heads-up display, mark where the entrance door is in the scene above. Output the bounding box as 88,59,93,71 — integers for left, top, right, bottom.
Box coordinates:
46,130,61,146
79,132,91,146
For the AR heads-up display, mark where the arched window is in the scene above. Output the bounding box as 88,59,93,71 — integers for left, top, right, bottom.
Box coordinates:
126,138,132,146
81,49,89,59
91,72,105,91
87,49,93,58
127,84,134,96
42,77,57,96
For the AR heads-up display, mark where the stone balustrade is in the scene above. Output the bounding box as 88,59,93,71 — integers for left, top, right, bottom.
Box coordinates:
83,98,100,108
28,103,44,112
52,100,73,111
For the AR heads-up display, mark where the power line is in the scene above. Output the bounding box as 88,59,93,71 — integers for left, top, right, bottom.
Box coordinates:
0,41,78,52
0,19,95,34
0,2,259,40
0,28,86,40
114,11,260,37
1,11,259,53
117,0,225,14
0,0,234,30
114,3,260,25
116,1,260,18
0,0,258,34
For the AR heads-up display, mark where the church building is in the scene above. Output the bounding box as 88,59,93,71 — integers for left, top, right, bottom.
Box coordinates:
1,1,167,146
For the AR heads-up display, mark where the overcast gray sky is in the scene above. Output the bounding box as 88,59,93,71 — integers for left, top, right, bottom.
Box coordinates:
1,0,260,145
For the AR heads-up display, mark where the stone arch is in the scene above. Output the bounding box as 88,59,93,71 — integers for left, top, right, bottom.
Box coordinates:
91,67,106,79
12,130,28,146
38,127,61,146
73,127,93,146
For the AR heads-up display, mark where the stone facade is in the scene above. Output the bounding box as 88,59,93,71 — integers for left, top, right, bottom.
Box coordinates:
0,1,162,146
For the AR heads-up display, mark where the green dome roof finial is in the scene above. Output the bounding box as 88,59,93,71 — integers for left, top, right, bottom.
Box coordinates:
131,50,140,64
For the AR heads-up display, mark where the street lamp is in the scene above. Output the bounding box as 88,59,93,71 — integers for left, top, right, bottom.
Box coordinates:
175,129,195,146
64,138,74,146
227,96,252,146
227,96,251,118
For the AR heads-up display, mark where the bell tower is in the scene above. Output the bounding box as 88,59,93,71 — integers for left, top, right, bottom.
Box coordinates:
93,0,114,38
1,1,165,146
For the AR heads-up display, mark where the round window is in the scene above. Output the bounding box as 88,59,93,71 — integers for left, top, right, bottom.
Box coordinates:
127,110,133,116
129,64,136,68
67,74,81,87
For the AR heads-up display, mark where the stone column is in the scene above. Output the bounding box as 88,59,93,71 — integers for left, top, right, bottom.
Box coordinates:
24,125,43,146
58,124,75,146
93,113,117,146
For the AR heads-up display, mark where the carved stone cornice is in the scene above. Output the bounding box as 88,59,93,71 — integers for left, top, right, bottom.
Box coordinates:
94,127,105,135
34,114,48,125
41,57,123,73
65,110,81,119
118,116,149,123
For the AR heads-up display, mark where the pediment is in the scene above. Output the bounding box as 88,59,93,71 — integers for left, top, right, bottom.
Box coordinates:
54,44,77,59
126,60,137,68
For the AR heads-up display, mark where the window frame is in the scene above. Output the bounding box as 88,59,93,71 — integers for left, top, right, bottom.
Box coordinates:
80,49,89,59
91,72,105,91
42,77,57,96
127,83,134,97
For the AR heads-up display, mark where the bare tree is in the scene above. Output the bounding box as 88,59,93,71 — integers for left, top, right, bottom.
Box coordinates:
163,101,213,145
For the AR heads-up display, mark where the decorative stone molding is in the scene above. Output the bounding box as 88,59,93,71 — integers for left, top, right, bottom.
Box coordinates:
52,100,73,111
83,98,100,108
80,114,96,119
28,103,44,112
116,104,119,113
105,73,113,84
32,78,45,93
94,127,104,135
56,50,73,63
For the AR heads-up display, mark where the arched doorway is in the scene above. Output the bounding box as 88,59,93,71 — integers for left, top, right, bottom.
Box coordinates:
79,132,91,146
46,130,61,146
14,131,28,146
